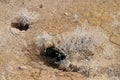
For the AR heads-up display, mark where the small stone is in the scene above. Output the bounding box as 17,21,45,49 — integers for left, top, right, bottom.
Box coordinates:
19,66,27,70
23,62,26,65
39,61,44,65
10,28,20,35
44,41,54,48
65,12,69,16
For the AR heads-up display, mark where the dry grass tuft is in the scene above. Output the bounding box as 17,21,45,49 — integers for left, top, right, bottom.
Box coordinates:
36,26,117,77
11,8,39,31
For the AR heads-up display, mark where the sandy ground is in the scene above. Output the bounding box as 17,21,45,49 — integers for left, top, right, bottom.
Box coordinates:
0,0,120,80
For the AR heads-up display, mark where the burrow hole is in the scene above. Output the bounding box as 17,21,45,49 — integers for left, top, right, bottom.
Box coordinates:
11,22,29,31
26,43,95,77
39,46,95,77
41,46,66,68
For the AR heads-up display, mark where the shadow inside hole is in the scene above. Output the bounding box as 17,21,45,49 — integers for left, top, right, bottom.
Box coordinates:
32,45,94,77
41,46,66,68
11,23,29,31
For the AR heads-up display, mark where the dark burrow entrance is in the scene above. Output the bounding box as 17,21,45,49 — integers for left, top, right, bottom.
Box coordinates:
11,22,29,31
39,46,95,77
26,44,113,78
24,43,120,79
42,46,66,68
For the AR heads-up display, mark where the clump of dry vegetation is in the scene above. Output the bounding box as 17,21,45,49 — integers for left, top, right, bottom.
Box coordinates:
11,8,38,31
35,26,116,77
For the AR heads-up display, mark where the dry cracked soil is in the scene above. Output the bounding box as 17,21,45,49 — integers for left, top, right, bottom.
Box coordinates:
0,0,120,80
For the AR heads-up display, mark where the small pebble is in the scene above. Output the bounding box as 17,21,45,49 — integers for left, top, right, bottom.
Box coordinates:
10,28,20,35
19,66,27,70
65,12,69,16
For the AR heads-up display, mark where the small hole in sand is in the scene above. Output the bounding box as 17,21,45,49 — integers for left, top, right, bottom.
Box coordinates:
39,4,43,8
11,22,29,31
42,46,66,68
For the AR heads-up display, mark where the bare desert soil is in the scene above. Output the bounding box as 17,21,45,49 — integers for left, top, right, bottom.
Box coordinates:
0,0,120,80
